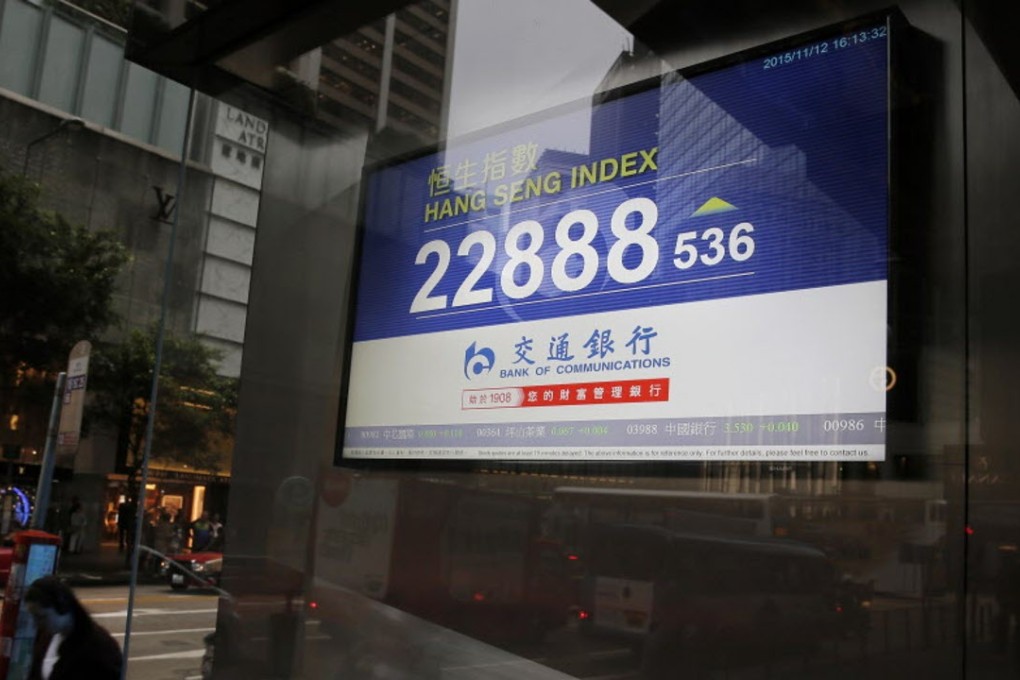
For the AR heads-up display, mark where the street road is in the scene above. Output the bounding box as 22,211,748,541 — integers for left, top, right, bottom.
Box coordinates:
78,584,218,680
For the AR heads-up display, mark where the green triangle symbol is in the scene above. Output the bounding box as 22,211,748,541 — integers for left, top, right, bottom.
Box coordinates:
692,197,739,216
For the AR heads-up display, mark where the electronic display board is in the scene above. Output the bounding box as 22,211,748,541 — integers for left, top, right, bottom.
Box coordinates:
339,16,892,463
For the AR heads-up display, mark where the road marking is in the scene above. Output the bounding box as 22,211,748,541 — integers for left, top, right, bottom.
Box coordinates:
81,595,212,604
128,649,205,661
93,608,218,619
112,627,214,638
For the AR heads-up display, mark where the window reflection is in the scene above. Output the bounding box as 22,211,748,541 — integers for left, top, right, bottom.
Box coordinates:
119,1,1014,679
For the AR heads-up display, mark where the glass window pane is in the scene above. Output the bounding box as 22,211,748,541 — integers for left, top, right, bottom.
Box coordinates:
154,78,189,152
38,16,84,112
119,62,158,142
81,35,123,127
0,0,43,95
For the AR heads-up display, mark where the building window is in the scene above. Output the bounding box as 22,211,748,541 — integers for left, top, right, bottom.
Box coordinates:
251,156,262,169
237,151,247,164
221,143,231,157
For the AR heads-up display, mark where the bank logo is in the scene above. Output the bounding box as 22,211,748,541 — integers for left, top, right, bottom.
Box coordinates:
464,342,496,380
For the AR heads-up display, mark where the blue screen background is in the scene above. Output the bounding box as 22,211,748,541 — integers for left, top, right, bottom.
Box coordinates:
352,27,888,342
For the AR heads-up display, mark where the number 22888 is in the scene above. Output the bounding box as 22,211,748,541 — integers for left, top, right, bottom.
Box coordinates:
409,197,755,314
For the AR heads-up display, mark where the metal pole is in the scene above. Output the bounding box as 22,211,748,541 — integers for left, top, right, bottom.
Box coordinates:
21,131,57,176
120,87,197,679
21,118,85,176
31,372,66,529
376,13,395,133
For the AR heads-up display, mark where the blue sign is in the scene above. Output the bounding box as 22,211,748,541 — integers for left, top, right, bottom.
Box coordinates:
342,18,891,463
353,27,887,343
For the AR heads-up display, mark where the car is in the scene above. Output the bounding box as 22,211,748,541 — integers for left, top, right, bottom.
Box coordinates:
160,550,223,590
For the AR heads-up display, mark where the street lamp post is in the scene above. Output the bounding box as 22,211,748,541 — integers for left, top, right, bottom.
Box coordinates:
21,117,86,176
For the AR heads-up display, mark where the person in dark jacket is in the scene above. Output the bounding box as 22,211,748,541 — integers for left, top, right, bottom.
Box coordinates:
24,576,122,680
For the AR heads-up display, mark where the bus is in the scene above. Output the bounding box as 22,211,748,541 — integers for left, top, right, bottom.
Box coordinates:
773,494,948,596
547,487,782,552
577,523,842,677
548,485,948,597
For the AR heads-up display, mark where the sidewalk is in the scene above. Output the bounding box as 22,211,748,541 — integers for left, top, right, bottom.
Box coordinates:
57,541,163,587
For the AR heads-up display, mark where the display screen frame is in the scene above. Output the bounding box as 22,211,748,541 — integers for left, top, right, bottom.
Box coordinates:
335,8,913,470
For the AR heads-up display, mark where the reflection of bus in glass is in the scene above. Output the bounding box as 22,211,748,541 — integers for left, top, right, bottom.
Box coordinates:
548,487,781,551
549,486,949,597
577,523,841,676
442,492,572,640
780,495,948,596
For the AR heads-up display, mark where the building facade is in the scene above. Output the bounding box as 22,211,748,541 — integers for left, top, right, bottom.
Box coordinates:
0,0,269,548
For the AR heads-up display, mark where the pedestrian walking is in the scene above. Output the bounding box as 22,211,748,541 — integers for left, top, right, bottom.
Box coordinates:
209,513,224,550
66,502,85,555
154,510,174,556
117,497,136,553
169,512,184,554
191,511,213,551
141,508,159,572
24,575,122,680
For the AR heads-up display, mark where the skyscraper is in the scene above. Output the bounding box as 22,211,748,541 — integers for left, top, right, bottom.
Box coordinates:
313,0,452,142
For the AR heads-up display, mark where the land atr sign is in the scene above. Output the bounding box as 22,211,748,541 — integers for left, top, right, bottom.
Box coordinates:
216,106,269,152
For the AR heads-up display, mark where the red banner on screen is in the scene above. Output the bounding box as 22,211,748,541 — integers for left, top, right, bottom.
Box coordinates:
462,378,670,409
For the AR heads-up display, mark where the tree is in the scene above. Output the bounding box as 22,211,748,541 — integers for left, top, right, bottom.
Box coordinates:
89,327,237,476
0,170,127,445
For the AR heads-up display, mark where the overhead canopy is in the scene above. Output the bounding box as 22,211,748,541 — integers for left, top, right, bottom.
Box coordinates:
127,0,1020,101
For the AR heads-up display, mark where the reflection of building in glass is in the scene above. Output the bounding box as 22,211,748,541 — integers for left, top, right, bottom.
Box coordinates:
655,70,868,229
579,43,928,500
591,43,664,164
0,0,264,379
313,1,452,142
